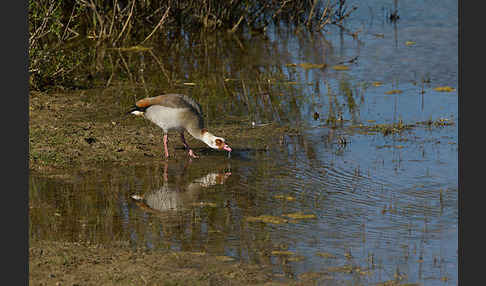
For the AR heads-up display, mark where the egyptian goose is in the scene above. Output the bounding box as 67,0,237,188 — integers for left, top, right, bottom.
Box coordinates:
129,94,231,158
131,163,231,213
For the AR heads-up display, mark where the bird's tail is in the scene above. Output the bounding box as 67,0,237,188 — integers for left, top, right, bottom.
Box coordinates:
127,105,145,116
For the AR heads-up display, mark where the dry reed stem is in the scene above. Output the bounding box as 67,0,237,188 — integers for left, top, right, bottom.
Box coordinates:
117,49,134,82
230,15,245,33
140,7,171,44
108,0,118,38
113,0,135,45
306,0,319,27
29,0,58,48
61,2,78,41
89,0,105,37
318,0,332,29
148,49,172,87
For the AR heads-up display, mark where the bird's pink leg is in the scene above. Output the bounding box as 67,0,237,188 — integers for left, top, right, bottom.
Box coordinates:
180,132,198,158
163,134,169,159
163,162,168,181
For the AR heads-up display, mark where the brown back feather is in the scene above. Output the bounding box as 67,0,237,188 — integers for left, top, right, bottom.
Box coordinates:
136,94,203,116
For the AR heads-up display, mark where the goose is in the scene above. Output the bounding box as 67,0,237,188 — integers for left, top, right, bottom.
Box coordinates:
129,94,232,158
131,169,231,213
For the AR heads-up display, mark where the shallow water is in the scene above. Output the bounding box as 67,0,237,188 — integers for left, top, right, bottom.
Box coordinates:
30,0,457,284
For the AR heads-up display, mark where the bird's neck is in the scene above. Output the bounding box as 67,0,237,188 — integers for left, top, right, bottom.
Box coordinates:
187,127,216,148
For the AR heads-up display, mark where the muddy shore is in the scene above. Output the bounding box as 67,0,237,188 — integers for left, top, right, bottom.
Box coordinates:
29,88,289,178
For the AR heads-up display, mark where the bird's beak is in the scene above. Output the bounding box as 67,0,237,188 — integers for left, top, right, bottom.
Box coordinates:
223,144,232,152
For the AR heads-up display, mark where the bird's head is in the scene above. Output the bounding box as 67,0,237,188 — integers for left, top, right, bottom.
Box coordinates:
202,129,232,152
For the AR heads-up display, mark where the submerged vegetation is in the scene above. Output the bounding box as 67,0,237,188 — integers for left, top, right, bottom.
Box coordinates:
29,0,357,91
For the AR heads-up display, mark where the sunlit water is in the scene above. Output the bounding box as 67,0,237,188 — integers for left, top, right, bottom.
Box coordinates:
30,0,457,285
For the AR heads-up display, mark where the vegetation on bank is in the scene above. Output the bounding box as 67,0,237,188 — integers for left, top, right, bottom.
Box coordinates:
29,0,356,90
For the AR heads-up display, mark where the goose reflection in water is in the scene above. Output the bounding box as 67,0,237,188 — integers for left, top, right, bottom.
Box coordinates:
130,161,231,214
